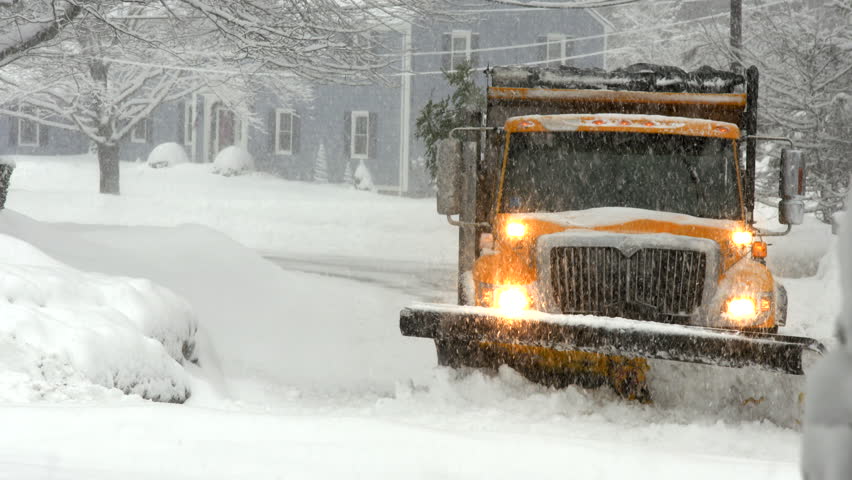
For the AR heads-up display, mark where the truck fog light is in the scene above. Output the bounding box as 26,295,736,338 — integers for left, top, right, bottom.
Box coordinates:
495,286,531,313
726,297,757,320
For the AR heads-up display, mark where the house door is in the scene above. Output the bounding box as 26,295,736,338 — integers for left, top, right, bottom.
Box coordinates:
217,109,235,150
210,103,241,158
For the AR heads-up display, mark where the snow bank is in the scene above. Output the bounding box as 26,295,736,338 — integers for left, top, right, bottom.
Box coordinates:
0,220,198,403
212,146,254,176
0,210,434,397
146,142,189,169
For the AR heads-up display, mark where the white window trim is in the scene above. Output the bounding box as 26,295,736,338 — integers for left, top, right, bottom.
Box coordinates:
184,102,195,147
275,109,296,155
17,117,39,147
131,119,148,144
546,33,568,65
450,29,472,66
350,110,369,160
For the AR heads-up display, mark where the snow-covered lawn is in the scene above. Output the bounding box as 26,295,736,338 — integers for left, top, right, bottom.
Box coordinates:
6,155,456,264
0,154,839,478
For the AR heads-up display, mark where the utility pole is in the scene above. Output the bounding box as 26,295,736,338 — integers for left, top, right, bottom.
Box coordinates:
730,0,743,72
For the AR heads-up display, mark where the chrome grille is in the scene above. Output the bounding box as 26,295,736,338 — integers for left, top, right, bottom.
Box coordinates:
550,246,707,324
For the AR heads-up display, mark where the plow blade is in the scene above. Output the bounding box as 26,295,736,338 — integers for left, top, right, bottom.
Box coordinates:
400,304,826,376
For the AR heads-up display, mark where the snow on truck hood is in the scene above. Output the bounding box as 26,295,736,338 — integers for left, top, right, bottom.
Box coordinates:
513,207,741,231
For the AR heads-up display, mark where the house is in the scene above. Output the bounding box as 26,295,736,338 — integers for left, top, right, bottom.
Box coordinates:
0,5,610,195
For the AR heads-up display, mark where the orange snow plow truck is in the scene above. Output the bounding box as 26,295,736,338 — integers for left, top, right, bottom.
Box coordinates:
400,64,825,402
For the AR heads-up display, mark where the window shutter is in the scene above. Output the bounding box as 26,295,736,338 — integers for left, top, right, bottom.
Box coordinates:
368,112,378,160
39,124,48,146
177,102,185,144
343,111,352,158
146,117,153,143
536,36,547,62
470,33,480,67
269,110,277,152
292,115,301,154
9,117,17,147
441,33,451,71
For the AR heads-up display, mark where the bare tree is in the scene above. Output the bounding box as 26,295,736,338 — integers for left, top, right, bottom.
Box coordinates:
0,1,81,67
0,0,458,194
742,3,852,221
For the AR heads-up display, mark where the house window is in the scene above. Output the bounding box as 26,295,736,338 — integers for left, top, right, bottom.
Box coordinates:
18,111,39,147
184,102,194,146
450,30,471,68
276,109,297,154
546,34,570,65
350,111,369,159
131,118,148,143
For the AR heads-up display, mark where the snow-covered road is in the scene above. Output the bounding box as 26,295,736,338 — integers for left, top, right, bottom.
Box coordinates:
0,157,822,479
0,395,800,480
0,216,802,480
266,254,456,303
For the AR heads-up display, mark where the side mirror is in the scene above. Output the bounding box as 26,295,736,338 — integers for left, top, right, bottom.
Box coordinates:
779,148,806,225
436,138,462,216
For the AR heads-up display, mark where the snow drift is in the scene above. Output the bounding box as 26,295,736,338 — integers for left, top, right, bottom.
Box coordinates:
0,219,199,403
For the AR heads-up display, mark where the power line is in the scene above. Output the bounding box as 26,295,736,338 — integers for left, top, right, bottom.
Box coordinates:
401,0,787,57
55,0,788,81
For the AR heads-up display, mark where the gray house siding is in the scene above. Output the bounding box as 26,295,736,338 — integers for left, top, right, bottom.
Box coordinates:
0,115,88,156
405,8,607,193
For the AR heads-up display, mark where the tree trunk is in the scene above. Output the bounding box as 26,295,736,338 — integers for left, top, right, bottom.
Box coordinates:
97,143,120,195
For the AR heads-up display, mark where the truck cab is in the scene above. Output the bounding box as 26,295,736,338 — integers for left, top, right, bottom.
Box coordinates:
479,113,778,331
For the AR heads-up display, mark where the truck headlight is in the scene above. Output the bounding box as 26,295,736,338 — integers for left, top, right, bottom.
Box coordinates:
732,230,754,247
495,285,531,313
726,297,757,319
505,221,527,239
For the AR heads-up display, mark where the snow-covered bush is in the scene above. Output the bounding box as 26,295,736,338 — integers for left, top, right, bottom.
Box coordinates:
313,144,329,183
147,142,189,169
342,160,354,186
353,159,375,192
0,233,198,403
212,146,254,177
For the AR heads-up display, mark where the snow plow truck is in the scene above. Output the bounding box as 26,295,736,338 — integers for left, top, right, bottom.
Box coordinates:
400,64,826,408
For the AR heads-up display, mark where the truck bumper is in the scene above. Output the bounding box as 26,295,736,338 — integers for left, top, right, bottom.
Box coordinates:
400,304,825,376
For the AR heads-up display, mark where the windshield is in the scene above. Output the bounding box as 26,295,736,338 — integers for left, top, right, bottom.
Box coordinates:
500,131,742,220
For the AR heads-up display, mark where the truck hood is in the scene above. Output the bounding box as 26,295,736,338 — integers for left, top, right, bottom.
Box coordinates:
514,207,741,232
504,207,746,269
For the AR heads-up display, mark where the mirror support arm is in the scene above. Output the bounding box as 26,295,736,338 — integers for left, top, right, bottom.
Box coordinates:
742,135,795,148
446,215,490,229
756,224,792,237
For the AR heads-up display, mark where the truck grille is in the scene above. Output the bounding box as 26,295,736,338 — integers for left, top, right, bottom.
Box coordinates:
549,247,707,324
